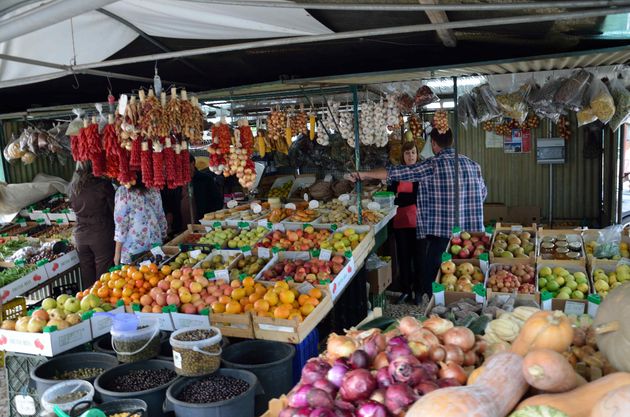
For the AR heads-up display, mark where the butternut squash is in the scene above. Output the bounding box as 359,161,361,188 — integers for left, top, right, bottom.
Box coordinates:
406,352,528,417
467,366,485,385
522,349,587,393
516,372,630,417
590,384,630,417
511,310,573,356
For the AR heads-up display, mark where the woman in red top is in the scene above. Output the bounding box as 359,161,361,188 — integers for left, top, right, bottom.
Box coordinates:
388,141,421,304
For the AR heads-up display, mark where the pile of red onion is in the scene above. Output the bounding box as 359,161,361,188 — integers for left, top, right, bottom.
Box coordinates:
279,316,486,417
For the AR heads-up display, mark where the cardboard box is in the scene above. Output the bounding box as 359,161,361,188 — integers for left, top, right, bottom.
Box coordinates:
0,320,92,356
0,266,49,303
485,263,538,304
484,203,508,224
134,311,175,331
44,250,79,277
367,260,392,294
507,206,541,225
171,312,211,330
490,225,537,266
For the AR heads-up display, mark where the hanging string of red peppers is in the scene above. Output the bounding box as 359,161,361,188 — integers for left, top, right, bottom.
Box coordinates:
69,87,203,189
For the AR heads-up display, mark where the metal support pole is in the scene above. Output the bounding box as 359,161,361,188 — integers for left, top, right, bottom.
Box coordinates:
549,165,554,228
452,76,460,227
617,127,625,223
352,85,362,225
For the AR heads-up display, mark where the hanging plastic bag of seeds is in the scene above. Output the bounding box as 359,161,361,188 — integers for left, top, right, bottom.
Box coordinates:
65,108,85,136
607,78,630,132
495,79,533,124
473,84,501,122
554,69,592,111
529,77,565,123
577,77,615,127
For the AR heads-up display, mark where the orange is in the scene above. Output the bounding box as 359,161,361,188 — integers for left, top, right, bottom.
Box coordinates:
230,279,242,289
211,302,226,314
248,293,262,303
107,280,116,289
131,292,141,302
308,288,322,299
132,271,143,281
255,285,267,296
291,288,299,298
257,311,272,317
298,294,310,306
274,305,291,319
308,297,319,306
263,291,279,306
149,263,159,274
122,296,131,305
244,287,255,296
97,287,109,298
232,288,246,301
126,266,138,277
225,301,242,314
112,287,123,298
143,281,151,290
279,290,295,304
242,277,255,288
300,303,315,316
274,281,289,291
292,301,300,309
253,299,270,312
239,298,249,307
139,265,150,274
121,265,129,272
219,295,232,304
110,296,118,304
160,265,172,275
100,273,110,282
115,278,126,289
122,287,133,297
288,312,303,322
149,276,159,287
244,303,254,312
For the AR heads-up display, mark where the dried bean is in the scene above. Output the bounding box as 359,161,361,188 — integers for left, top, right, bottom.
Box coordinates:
51,391,88,404
54,368,104,380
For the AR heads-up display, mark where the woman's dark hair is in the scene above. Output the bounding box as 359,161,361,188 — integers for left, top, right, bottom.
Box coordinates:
129,171,147,193
400,141,418,165
69,161,94,197
430,128,454,148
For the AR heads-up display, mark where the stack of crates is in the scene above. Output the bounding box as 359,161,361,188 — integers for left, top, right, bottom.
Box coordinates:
292,328,319,385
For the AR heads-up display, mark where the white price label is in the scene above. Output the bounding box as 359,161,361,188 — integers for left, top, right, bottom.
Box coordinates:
173,350,182,369
564,301,585,316
319,249,332,261
258,247,270,259
151,246,165,257
205,226,213,232
258,219,269,228
250,203,262,214
140,260,152,267
227,200,238,209
18,221,27,228
309,200,320,209
511,225,523,232
324,174,333,182
284,203,296,210
296,282,315,294
215,269,229,280
272,223,285,232
338,194,350,203
15,395,36,416
189,250,202,259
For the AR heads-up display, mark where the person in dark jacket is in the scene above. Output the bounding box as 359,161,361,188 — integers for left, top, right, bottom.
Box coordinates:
190,155,223,222
68,161,115,288
161,187,184,237
388,141,421,304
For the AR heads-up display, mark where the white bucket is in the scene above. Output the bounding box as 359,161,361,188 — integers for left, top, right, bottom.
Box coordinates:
40,379,95,413
170,326,222,376
111,317,161,363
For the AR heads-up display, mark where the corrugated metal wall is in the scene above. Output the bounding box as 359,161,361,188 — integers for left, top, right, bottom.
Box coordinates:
454,113,614,224
1,120,75,184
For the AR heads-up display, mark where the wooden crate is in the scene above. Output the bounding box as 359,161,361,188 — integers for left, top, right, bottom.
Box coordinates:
536,263,590,309
490,224,537,265
165,224,207,246
485,263,538,304
435,257,487,300
424,292,478,317
210,311,254,339
536,228,586,267
252,288,333,344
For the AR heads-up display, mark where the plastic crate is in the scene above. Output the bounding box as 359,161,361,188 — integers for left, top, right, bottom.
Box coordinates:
1,297,27,321
369,292,387,310
5,353,48,417
26,266,81,302
292,328,319,385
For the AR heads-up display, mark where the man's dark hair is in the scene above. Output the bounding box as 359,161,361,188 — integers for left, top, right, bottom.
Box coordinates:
430,128,453,148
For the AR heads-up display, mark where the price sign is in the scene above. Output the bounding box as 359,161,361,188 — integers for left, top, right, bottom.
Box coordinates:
272,223,285,232
215,269,229,280
189,249,202,259
151,246,166,257
258,247,270,259
319,249,332,261
564,301,585,316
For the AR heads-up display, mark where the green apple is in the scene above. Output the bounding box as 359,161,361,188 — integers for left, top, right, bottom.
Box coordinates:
538,278,547,288
571,290,585,300
560,286,572,294
41,298,57,311
556,291,570,300
540,267,552,277
56,294,70,306
546,281,560,292
555,276,565,287
574,272,587,281
577,283,590,293
63,297,81,313
576,275,588,285
566,280,578,290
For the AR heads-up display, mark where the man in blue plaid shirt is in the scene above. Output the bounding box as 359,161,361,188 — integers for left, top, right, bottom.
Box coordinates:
348,128,486,304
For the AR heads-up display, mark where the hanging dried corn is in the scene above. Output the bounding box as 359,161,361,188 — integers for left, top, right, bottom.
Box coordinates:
309,110,316,140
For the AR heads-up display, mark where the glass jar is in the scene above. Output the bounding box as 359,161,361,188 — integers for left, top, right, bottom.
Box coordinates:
568,242,582,252
540,242,555,254
566,251,580,260
555,241,569,250
556,234,568,242
541,236,556,244
555,247,570,260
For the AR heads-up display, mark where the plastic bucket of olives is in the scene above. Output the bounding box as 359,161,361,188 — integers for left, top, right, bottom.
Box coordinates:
170,327,222,376
110,315,161,363
40,379,95,413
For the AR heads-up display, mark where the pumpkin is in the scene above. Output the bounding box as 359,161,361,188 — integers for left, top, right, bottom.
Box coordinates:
522,349,587,392
406,352,528,417
516,372,630,417
594,283,630,372
590,384,630,417
509,405,568,417
467,366,485,385
511,310,573,356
